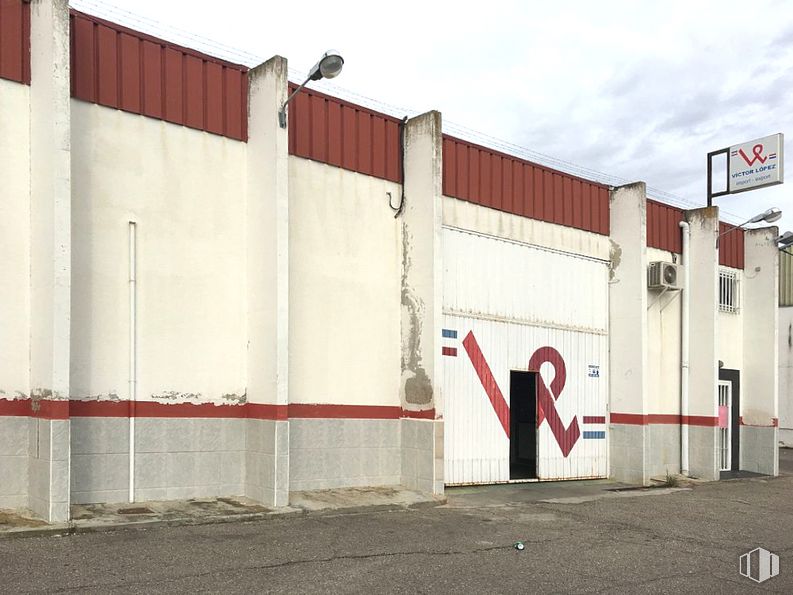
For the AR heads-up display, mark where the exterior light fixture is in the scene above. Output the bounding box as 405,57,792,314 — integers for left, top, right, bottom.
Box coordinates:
776,231,793,248
719,207,783,242
278,50,344,128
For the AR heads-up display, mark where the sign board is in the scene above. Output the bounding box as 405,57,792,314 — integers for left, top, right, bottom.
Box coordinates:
707,133,784,205
728,134,784,193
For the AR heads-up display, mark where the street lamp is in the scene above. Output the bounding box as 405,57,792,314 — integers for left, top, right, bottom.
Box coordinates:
776,231,793,248
278,50,344,128
719,207,782,242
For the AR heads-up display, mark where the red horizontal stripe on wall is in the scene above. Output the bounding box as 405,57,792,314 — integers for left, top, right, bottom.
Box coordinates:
287,85,402,183
442,135,610,236
288,404,401,419
247,403,289,421
402,408,436,420
0,399,70,420
0,398,33,416
0,0,30,84
2,400,433,421
610,413,718,426
69,10,248,141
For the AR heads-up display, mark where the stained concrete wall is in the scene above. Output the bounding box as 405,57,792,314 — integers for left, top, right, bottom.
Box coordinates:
28,0,72,523
608,183,649,483
741,227,778,475
685,208,719,481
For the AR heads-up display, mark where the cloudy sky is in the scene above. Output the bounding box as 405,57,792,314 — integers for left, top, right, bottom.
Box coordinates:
71,0,792,229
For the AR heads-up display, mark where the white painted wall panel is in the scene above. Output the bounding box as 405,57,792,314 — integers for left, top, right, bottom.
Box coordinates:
70,102,247,403
443,227,608,333
289,158,402,406
442,315,608,483
442,229,609,484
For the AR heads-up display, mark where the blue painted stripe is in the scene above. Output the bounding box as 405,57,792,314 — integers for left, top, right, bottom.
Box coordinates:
442,329,457,339
583,431,606,440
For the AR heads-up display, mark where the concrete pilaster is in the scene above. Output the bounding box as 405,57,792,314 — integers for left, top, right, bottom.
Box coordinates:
607,182,649,484
741,227,779,475
244,56,289,506
400,111,443,495
27,0,71,522
686,207,719,481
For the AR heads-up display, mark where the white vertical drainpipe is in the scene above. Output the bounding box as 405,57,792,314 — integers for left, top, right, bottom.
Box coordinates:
129,221,137,502
679,220,690,475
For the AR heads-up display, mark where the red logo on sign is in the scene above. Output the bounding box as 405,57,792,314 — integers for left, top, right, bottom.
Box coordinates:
530,347,580,457
739,144,767,166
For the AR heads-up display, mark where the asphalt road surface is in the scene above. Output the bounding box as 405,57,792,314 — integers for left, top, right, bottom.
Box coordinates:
3,451,793,593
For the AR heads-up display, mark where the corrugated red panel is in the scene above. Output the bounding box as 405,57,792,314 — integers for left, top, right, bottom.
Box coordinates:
69,10,248,141
442,135,610,235
646,200,684,253
719,222,745,269
0,0,30,84
287,85,402,183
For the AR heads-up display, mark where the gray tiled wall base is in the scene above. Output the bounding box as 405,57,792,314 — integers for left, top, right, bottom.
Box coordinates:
245,419,288,507
740,426,779,476
646,423,682,478
401,418,443,495
70,417,246,504
688,425,719,481
609,424,648,484
28,418,70,522
0,417,28,509
288,419,400,492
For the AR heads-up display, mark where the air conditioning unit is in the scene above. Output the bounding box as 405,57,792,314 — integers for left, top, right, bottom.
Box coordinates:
648,261,681,290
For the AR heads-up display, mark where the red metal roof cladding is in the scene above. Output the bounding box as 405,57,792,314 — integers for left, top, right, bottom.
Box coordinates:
69,11,248,141
646,201,744,268
442,135,610,235
287,84,402,183
719,221,745,269
646,200,684,253
0,0,30,84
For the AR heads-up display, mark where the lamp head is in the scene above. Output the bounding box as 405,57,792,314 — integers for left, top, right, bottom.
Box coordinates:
777,231,793,247
308,50,344,81
749,207,782,224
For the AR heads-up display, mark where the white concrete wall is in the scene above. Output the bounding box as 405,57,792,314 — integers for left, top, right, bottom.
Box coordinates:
288,157,402,406
646,247,682,415
0,79,31,402
718,267,744,371
70,102,247,404
442,195,610,262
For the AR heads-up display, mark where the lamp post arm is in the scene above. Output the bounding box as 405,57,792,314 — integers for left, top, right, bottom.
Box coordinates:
278,75,312,129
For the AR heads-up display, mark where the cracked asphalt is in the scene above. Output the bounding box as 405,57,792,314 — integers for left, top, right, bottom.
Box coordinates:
3,452,793,593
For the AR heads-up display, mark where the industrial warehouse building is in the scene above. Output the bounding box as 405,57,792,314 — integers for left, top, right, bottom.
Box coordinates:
0,1,780,523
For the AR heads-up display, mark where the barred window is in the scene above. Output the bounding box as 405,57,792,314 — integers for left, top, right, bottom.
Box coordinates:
719,269,740,314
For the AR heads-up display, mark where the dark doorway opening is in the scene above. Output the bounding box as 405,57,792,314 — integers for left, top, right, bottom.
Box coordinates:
719,368,741,474
510,371,537,480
